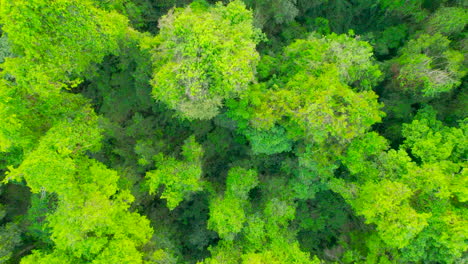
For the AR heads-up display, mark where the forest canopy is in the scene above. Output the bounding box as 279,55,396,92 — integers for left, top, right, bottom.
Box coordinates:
0,0,466,263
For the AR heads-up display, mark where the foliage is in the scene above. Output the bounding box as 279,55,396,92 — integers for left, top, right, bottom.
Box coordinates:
3,107,153,263
370,24,408,56
332,106,467,262
146,136,204,210
0,223,21,263
228,33,384,158
392,33,466,97
207,167,258,240
426,7,468,37
401,106,466,163
150,0,262,120
0,0,128,95
0,1,466,263
243,126,293,155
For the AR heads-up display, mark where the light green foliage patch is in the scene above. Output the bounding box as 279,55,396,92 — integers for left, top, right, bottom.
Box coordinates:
146,136,204,209
150,0,262,120
0,0,128,95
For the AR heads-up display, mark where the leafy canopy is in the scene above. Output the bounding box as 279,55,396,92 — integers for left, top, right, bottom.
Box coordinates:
146,136,204,210
150,0,262,120
0,0,128,95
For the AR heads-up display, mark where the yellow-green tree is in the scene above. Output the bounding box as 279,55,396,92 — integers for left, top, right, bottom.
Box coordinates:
0,0,128,96
150,0,262,120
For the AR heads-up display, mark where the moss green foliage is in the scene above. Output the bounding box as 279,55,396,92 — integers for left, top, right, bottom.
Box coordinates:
331,106,467,262
228,32,384,161
4,109,153,263
0,0,466,263
243,126,293,155
0,222,21,263
207,167,258,240
392,33,466,97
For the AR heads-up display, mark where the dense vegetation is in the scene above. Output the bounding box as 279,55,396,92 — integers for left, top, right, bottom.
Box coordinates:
0,0,466,263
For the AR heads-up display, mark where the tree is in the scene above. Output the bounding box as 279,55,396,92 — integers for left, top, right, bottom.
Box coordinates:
0,0,128,95
204,168,321,264
391,33,466,97
377,0,427,21
207,167,258,240
401,106,465,164
370,25,408,57
332,107,467,262
150,0,262,120
228,33,384,154
351,180,431,248
241,241,320,264
271,32,382,90
224,167,259,200
146,136,204,210
0,34,13,65
208,196,246,241
1,1,467,263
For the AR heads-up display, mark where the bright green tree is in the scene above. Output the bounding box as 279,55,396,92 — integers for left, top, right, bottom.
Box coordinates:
0,221,21,263
146,136,204,210
150,0,262,120
208,167,258,240
426,7,468,37
332,107,467,263
228,33,384,157
243,0,300,27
